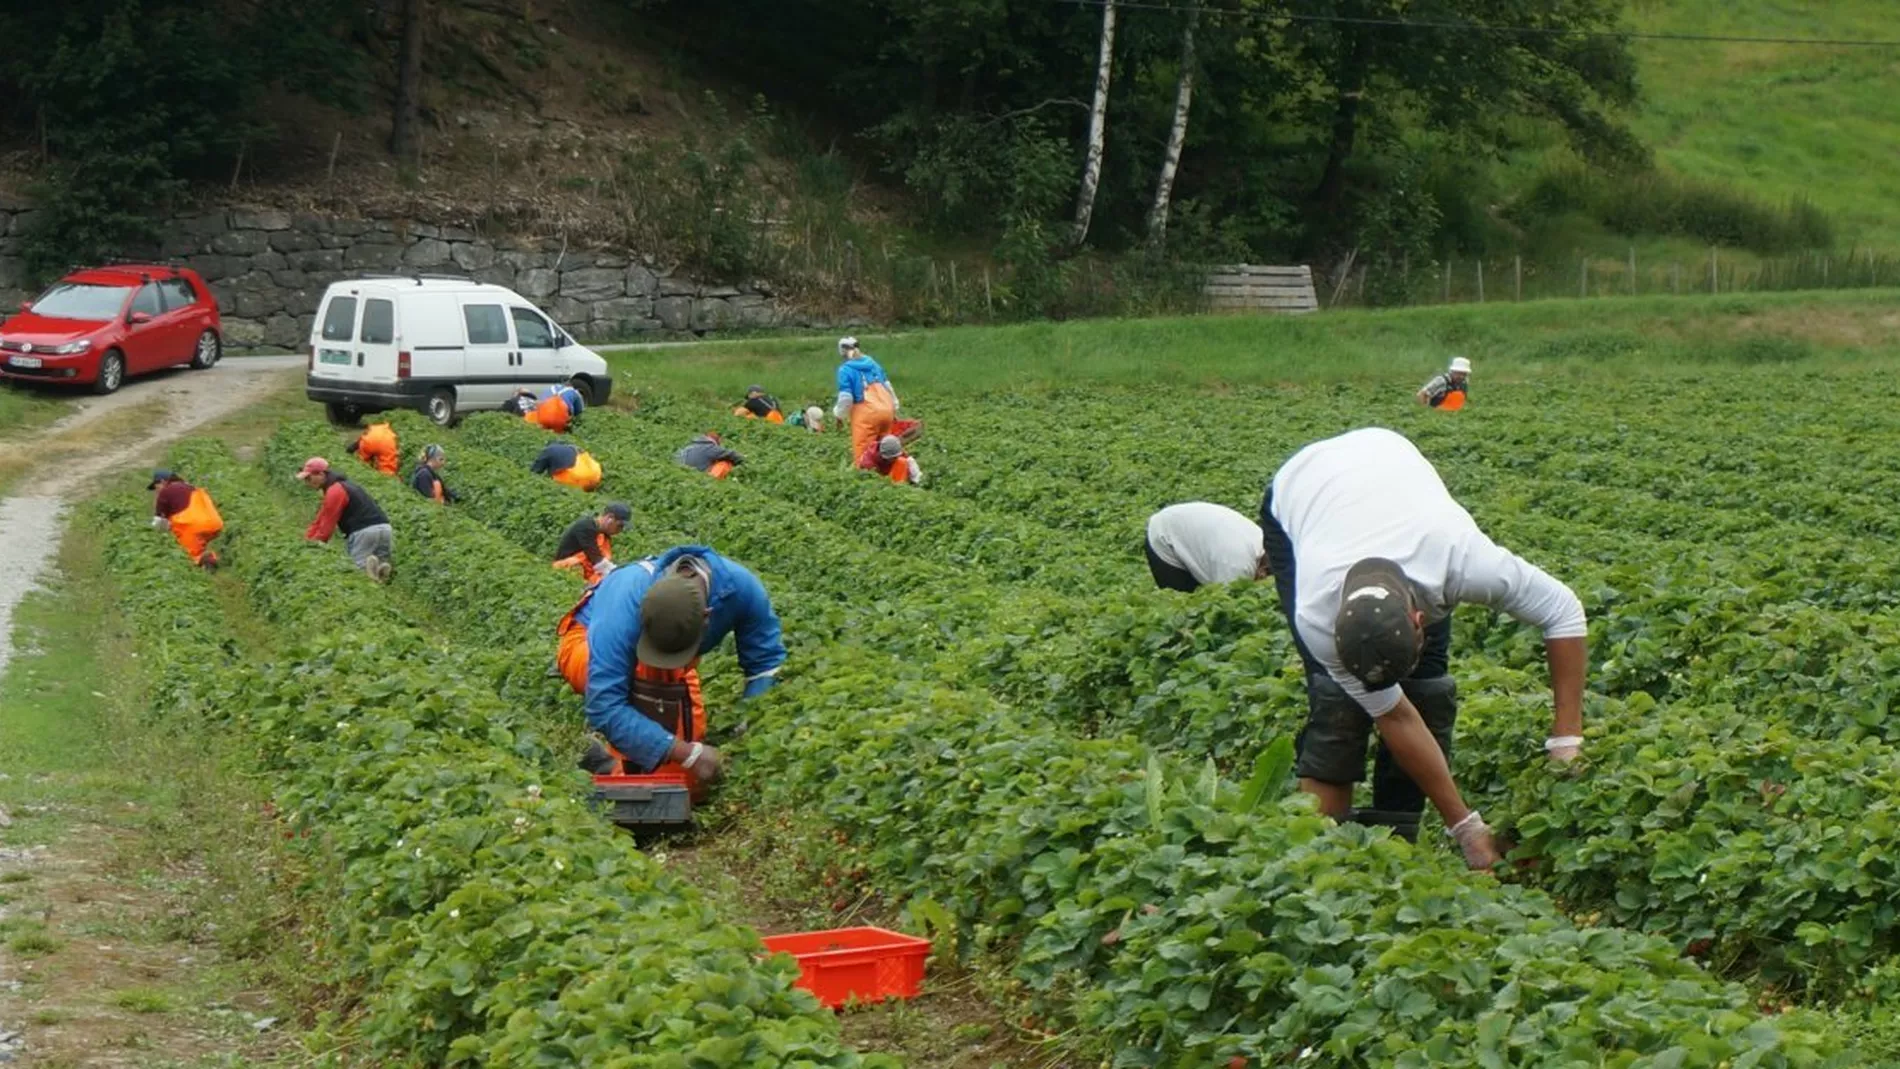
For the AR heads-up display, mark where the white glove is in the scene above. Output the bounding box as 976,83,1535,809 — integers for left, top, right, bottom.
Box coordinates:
1545,736,1582,765
682,741,725,785
833,391,853,423
595,559,617,578
150,515,168,530
1447,811,1500,871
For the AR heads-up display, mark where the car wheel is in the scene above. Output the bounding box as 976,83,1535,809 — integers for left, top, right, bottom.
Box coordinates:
426,388,457,427
325,402,362,426
568,375,595,406
93,351,125,395
190,329,222,370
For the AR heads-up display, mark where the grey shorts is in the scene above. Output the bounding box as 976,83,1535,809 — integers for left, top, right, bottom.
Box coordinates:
346,523,393,569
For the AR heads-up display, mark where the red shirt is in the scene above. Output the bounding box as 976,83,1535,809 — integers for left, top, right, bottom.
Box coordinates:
306,482,350,541
154,481,194,518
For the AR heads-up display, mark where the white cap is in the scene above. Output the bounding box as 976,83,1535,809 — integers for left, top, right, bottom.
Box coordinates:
1449,356,1472,374
804,405,823,423
838,336,858,354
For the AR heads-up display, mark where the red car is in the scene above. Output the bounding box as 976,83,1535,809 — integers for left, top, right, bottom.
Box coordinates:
0,264,223,394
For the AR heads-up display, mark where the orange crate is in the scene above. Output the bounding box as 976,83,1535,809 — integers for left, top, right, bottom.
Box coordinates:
761,926,931,1008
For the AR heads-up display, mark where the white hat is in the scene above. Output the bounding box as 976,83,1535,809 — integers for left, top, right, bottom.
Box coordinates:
1449,356,1471,374
804,405,824,424
838,336,858,355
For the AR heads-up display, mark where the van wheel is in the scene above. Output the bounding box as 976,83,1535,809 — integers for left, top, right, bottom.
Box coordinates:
426,388,458,427
568,375,596,406
325,402,362,426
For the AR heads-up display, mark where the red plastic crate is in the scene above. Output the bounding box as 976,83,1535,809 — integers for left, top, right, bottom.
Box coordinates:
760,926,931,1008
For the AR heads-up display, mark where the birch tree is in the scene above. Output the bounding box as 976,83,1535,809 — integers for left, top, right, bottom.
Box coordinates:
1069,0,1116,248
1145,1,1199,247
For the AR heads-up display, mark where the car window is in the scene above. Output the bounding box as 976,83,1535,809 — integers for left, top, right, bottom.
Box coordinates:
130,284,162,317
158,279,196,311
361,299,395,344
463,304,509,345
28,283,132,321
320,297,358,342
511,307,554,348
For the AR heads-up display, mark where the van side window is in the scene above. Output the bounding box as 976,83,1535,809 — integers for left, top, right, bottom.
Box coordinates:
361,299,395,344
131,283,162,317
321,298,358,341
158,279,196,310
511,307,554,348
464,304,509,345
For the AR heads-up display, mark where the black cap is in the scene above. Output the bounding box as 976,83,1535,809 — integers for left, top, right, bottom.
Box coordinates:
1333,558,1423,688
602,502,632,523
146,469,176,490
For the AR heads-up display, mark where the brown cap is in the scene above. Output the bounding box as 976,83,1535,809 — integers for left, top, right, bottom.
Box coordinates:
637,565,707,669
1332,558,1422,688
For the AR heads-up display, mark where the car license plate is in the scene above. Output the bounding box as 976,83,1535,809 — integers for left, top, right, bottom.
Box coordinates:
318,349,351,366
8,356,42,369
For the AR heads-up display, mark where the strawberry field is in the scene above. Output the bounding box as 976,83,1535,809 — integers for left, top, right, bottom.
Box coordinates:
88,314,1900,1065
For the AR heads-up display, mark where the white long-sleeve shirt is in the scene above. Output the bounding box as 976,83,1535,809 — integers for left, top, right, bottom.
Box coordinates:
1146,503,1263,586
1269,428,1586,715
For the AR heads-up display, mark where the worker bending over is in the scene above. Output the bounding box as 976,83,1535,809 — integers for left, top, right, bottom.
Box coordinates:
675,432,743,479
531,441,604,491
554,502,632,586
1263,427,1586,870
526,384,586,432
1144,502,1265,591
856,434,923,485
556,546,786,787
297,456,394,583
410,444,459,504
733,385,785,423
147,469,224,570
1416,356,1471,410
502,388,538,418
833,337,905,459
350,421,400,476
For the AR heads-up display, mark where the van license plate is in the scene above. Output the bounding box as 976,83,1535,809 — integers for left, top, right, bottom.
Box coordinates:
8,356,41,369
318,349,351,366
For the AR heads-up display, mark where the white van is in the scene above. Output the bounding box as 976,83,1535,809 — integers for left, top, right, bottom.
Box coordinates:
304,276,614,426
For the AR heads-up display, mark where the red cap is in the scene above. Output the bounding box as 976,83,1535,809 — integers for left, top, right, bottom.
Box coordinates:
297,456,330,478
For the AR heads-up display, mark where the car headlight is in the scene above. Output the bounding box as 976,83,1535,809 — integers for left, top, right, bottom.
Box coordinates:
50,340,91,355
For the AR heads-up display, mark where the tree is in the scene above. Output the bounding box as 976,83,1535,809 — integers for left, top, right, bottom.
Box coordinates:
1069,0,1117,248
1145,0,1199,247
390,0,425,164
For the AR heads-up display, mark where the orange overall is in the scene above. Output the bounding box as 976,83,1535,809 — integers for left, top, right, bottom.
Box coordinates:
553,532,614,585
706,459,735,480
356,423,399,476
526,395,572,433
556,591,709,793
169,488,225,565
1439,390,1467,411
551,452,603,491
848,382,897,460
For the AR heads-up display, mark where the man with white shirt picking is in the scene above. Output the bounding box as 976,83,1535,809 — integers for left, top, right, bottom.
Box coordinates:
1144,502,1267,591
1261,427,1588,871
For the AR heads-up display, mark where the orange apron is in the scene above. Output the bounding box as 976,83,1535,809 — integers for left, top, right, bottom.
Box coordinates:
888,456,914,485
552,533,613,585
551,452,603,491
706,459,734,480
527,395,571,432
1439,390,1467,411
848,382,896,459
169,488,224,565
556,590,709,792
357,423,399,476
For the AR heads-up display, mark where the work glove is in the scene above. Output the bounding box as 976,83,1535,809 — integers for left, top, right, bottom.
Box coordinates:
1545,735,1583,766
1447,810,1500,871
595,559,617,578
682,741,725,786
150,515,168,531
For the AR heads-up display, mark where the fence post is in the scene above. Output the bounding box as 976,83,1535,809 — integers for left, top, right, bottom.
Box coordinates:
983,267,994,316
1822,255,1829,285
1710,248,1718,294
1628,247,1637,295
1580,258,1587,299
1476,260,1484,302
949,260,960,319
1671,263,1680,295
1513,256,1522,301
1443,260,1451,303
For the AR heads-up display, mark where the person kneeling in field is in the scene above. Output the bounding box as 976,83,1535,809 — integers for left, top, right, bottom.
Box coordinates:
502,388,538,418
1263,427,1587,870
856,433,923,486
349,421,400,476
296,456,394,583
1143,502,1265,592
733,384,785,423
526,384,586,432
553,502,632,586
409,444,460,504
530,441,604,491
555,547,786,788
675,432,743,479
147,469,224,570
1416,356,1471,410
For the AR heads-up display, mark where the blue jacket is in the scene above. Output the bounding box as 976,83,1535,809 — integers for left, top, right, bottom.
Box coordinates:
542,384,586,418
835,355,890,404
531,442,579,475
577,546,786,770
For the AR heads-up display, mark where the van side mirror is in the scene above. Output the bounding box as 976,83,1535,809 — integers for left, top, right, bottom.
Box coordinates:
554,332,570,348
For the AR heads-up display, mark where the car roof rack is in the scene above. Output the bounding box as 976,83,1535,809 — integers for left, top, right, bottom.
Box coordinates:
357,272,477,286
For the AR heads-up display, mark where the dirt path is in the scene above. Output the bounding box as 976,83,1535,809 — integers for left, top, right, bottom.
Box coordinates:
0,357,302,681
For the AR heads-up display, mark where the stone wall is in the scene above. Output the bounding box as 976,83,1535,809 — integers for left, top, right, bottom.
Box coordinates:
0,204,803,349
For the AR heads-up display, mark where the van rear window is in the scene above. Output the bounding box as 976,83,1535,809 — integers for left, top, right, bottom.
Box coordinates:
320,297,358,342
361,299,395,344
463,304,509,345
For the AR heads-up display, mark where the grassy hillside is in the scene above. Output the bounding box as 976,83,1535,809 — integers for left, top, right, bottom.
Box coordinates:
1627,0,1900,248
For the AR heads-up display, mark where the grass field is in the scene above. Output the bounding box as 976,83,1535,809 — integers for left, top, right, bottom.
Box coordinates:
18,289,1900,1064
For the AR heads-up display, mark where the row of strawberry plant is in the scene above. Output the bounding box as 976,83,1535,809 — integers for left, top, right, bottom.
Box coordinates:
143,440,893,1067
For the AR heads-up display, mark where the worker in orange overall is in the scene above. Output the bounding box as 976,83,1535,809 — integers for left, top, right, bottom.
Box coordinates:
555,547,785,790
732,385,785,423
531,441,603,491
675,432,743,479
1416,357,1471,410
833,337,907,460
147,469,224,570
855,434,923,486
553,503,631,586
526,384,586,432
350,421,400,476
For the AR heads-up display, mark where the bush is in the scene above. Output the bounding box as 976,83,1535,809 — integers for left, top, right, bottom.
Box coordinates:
1511,164,1835,255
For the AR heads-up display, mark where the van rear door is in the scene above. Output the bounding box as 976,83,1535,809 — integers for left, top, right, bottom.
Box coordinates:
354,286,400,386
312,292,360,380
